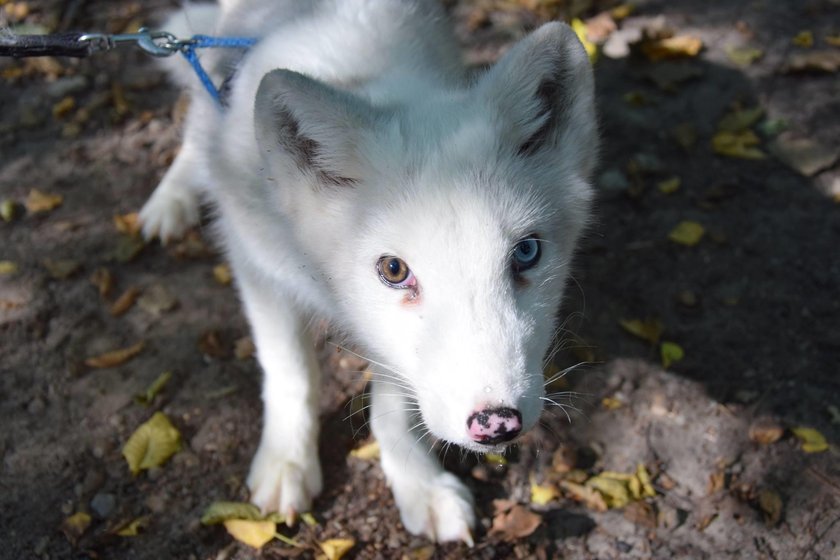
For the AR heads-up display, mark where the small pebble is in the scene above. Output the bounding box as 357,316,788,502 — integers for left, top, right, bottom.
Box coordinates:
90,492,116,519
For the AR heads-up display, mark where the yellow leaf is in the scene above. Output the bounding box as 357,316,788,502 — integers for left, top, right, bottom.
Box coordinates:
85,341,145,368
201,501,266,525
223,519,276,549
319,538,356,560
725,46,763,67
660,341,685,368
668,221,705,246
349,440,380,460
485,453,507,466
586,474,631,508
1,199,18,222
122,412,181,475
213,263,233,285
561,481,607,512
52,96,76,119
62,511,92,542
610,3,635,20
792,30,814,48
115,516,149,536
113,212,141,237
712,130,766,159
25,188,63,213
657,176,681,194
301,512,319,526
641,35,703,61
571,18,598,64
791,426,829,453
636,464,656,498
827,35,840,47
530,482,559,505
135,371,173,406
619,318,663,344
601,397,624,410
0,260,18,276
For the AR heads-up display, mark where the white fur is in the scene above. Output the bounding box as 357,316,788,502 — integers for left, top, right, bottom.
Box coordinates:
140,0,597,543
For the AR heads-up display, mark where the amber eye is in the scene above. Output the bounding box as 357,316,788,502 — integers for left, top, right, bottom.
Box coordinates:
377,256,412,288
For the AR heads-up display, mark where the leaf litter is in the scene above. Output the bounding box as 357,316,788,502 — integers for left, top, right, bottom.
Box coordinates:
122,411,181,475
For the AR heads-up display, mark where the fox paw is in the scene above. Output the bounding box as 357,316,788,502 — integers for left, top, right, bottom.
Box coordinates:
391,471,475,545
139,183,200,243
246,445,322,523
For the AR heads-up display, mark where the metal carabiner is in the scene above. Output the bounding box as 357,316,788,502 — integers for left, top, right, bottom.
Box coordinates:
77,29,190,57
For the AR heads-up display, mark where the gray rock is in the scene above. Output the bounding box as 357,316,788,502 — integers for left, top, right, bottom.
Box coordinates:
90,492,116,519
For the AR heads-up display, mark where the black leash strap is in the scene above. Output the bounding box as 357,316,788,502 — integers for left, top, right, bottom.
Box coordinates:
0,31,93,58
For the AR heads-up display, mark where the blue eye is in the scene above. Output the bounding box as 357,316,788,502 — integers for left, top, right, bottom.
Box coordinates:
512,236,541,273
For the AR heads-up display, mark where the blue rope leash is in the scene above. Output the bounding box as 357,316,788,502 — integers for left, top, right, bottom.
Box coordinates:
180,35,258,109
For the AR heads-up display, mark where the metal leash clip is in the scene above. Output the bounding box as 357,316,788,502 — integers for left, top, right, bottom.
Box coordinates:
78,28,195,57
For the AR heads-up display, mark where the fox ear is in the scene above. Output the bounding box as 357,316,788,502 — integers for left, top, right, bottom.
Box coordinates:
254,69,379,186
479,22,597,176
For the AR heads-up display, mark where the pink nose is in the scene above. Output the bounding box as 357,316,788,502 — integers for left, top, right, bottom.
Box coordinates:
467,407,522,445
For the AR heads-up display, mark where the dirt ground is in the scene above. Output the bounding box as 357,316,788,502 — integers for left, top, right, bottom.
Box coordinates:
1,1,839,559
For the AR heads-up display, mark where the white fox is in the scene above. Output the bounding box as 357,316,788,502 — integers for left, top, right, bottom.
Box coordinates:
140,0,597,544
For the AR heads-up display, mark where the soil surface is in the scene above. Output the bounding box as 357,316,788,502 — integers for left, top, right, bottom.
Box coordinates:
1,1,839,559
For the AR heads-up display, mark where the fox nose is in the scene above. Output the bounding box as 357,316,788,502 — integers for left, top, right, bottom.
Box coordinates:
466,407,522,445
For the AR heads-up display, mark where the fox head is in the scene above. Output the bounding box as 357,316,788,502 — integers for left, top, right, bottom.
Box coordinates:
252,22,597,452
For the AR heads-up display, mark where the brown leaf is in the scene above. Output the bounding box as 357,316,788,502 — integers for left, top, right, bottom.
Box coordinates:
213,263,233,285
561,481,608,512
111,236,146,263
758,489,783,526
641,34,703,61
110,286,141,316
748,417,784,445
61,511,92,544
52,96,76,119
623,501,657,529
198,330,229,359
25,188,63,214
89,267,114,298
784,50,840,73
489,504,542,541
113,212,141,237
85,341,145,368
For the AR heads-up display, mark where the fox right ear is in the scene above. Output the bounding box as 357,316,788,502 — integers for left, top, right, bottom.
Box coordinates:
253,69,379,186
478,22,598,178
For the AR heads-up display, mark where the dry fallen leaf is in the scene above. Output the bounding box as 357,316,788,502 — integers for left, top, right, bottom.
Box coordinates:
111,236,146,263
115,516,150,537
530,482,559,506
784,50,840,73
319,538,356,560
718,106,764,133
485,453,507,466
792,30,814,48
301,512,318,526
657,176,681,194
561,480,607,512
52,96,76,119
660,341,685,369
122,411,181,475
349,440,380,460
571,18,598,63
826,35,840,47
726,46,763,67
758,489,783,526
791,426,829,453
135,371,173,406
601,396,624,410
636,464,656,498
25,188,63,214
213,263,233,285
619,318,663,344
43,259,81,279
234,336,256,360
1,199,19,222
113,212,142,237
137,284,178,316
0,260,19,276
201,501,266,525
668,221,705,246
586,474,631,508
490,503,542,540
223,519,276,549
748,418,784,445
61,511,92,543
641,34,703,61
198,330,230,359
110,286,141,316
85,341,145,368
712,130,766,159
769,135,839,177
89,267,114,298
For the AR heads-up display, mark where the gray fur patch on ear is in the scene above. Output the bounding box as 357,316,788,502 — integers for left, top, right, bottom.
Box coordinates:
274,106,356,187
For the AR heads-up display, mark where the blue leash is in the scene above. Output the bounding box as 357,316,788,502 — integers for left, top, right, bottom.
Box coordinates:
179,35,258,109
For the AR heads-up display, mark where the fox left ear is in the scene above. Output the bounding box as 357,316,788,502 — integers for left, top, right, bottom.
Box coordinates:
478,22,598,177
254,69,380,186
